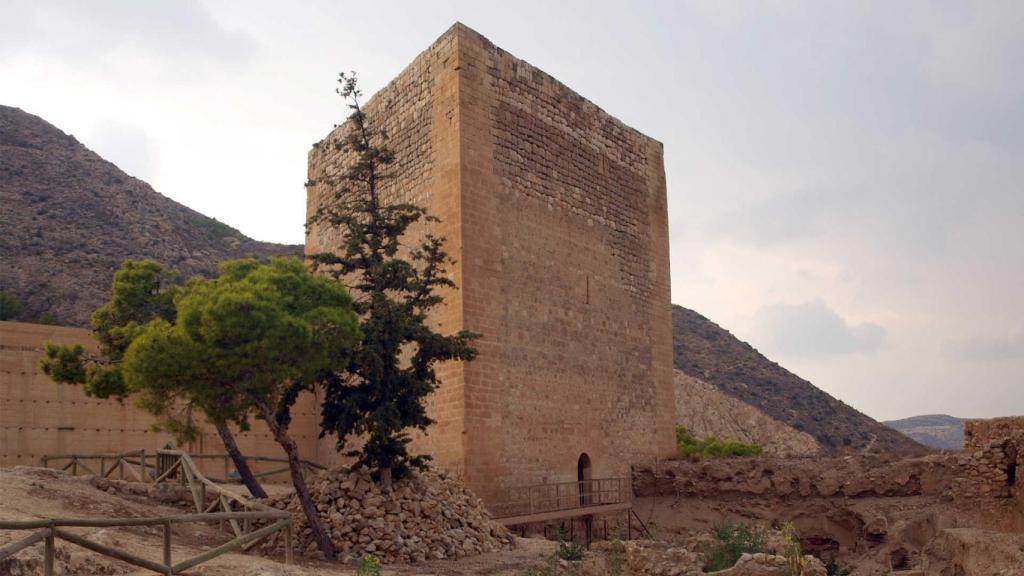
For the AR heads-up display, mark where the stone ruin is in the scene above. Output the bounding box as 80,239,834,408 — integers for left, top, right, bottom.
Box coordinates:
952,416,1024,499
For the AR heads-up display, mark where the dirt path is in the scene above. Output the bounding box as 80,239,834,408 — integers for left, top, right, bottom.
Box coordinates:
0,466,555,576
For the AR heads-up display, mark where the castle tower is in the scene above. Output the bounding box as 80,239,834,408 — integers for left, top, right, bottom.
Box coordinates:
306,23,675,505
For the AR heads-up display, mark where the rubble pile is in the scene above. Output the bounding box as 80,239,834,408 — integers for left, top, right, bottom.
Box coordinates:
263,467,512,563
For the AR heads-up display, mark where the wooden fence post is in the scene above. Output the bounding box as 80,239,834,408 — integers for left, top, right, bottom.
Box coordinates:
163,520,172,572
44,527,54,576
284,522,293,565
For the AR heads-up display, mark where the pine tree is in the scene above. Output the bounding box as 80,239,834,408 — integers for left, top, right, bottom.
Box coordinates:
41,260,268,499
308,72,479,488
121,258,361,559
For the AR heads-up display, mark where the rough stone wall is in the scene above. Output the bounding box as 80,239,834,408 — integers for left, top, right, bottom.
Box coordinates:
674,370,822,457
0,320,321,478
306,23,676,504
633,455,957,500
953,418,1024,499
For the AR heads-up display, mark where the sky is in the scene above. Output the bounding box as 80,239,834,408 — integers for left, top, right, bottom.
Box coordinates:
2,0,1022,421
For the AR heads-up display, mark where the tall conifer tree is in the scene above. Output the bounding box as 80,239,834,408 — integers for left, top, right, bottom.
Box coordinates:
308,73,479,488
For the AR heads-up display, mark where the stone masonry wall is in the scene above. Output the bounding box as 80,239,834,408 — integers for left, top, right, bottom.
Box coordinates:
633,455,957,500
455,24,676,503
306,23,676,505
0,320,321,478
953,418,1024,499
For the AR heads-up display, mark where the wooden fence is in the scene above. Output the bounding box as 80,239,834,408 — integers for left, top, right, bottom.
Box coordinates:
41,450,324,485
3,448,299,574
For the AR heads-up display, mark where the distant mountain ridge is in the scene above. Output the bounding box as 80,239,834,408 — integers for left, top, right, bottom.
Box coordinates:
0,106,302,326
885,414,965,451
671,305,927,456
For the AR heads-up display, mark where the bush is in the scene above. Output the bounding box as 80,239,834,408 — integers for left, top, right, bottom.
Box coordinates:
607,539,626,576
700,518,768,572
356,554,381,576
0,291,22,321
39,312,58,325
677,426,763,459
555,527,584,561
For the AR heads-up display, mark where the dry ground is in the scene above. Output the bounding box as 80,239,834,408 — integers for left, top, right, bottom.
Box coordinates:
0,466,556,576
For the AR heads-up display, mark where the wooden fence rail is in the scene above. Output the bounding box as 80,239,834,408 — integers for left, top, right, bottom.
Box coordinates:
4,448,303,574
0,511,292,575
41,450,324,485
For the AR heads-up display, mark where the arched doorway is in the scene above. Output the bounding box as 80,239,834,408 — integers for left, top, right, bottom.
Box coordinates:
577,453,592,506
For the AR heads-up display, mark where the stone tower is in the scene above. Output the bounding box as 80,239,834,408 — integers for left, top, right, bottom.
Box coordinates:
306,23,675,505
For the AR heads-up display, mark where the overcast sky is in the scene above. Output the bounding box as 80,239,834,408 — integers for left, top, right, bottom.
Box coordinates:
2,1,1022,421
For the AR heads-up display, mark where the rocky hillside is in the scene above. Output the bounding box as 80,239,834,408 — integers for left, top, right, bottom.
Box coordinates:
672,305,927,455
885,414,965,451
0,106,301,326
673,369,822,457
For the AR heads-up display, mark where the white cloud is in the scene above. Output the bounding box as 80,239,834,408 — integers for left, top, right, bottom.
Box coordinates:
750,300,886,358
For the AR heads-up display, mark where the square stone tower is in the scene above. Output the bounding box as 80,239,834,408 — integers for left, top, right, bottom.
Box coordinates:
306,23,676,505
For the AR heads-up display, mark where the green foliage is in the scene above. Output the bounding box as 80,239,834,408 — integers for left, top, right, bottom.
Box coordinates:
122,257,360,559
356,554,381,576
700,518,768,572
38,312,59,325
0,291,22,320
554,527,584,561
123,257,361,438
676,426,763,459
607,539,626,576
308,72,478,486
41,343,87,386
782,522,806,576
41,260,178,401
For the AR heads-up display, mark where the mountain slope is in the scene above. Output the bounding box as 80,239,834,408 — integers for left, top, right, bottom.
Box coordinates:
885,414,964,451
672,305,927,455
673,369,822,456
0,106,301,326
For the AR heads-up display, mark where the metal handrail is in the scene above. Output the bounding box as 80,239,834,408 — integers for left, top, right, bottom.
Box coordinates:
492,476,631,519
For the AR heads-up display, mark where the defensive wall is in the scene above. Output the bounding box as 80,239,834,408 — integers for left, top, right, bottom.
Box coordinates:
0,320,322,477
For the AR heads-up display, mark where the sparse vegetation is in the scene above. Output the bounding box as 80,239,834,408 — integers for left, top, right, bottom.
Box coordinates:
555,527,584,561
524,554,559,576
607,539,626,576
0,291,22,320
356,554,382,576
189,215,241,239
782,522,807,576
676,426,763,459
700,518,768,572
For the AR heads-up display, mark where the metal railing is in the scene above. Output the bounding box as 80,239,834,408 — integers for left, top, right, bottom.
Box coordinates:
490,477,631,523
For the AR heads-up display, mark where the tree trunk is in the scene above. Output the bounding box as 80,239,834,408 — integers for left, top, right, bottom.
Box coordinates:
214,424,267,499
379,466,393,490
259,406,336,560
